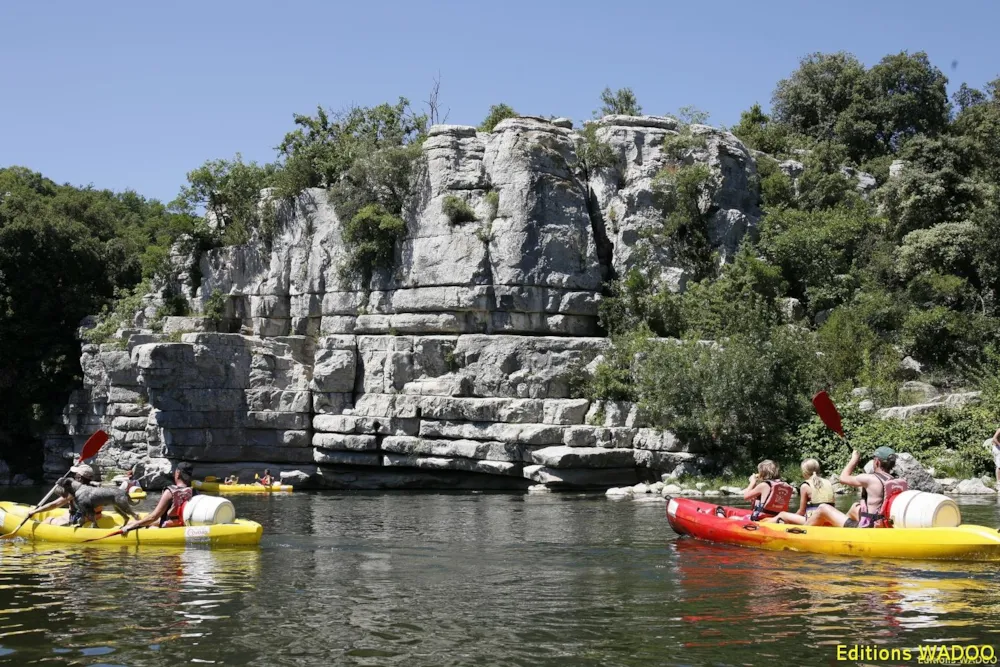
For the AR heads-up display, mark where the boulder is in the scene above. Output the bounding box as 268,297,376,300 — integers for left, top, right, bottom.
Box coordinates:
522,465,638,488
279,469,312,486
955,478,996,495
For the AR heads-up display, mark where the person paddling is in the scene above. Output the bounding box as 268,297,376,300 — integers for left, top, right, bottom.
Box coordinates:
28,465,98,526
806,447,907,528
120,462,195,534
257,469,274,486
762,458,835,525
740,460,794,521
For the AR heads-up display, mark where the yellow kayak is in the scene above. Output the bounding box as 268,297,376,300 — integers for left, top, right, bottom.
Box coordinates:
193,480,293,494
0,501,262,546
128,488,147,500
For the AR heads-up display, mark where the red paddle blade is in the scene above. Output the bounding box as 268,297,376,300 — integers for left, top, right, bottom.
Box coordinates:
77,430,109,462
811,391,844,438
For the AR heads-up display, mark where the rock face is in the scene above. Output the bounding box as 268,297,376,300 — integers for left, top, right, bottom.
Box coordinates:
48,116,760,489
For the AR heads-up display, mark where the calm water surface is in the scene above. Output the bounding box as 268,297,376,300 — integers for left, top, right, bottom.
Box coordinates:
1,489,999,666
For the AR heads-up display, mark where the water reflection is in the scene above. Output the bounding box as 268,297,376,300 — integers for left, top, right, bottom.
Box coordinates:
0,542,260,665
0,490,998,666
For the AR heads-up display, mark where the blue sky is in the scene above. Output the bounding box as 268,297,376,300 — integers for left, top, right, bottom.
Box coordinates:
1,0,997,204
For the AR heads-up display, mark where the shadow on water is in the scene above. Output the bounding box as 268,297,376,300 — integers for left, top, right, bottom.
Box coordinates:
0,489,998,666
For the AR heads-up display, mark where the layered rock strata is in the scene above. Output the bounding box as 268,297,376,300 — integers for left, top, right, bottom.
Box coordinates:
47,116,758,488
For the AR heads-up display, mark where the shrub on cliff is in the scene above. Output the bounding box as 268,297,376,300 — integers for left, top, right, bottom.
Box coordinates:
441,196,477,224
171,155,279,245
597,87,642,117
340,204,406,286
732,103,790,155
652,163,717,281
479,104,517,132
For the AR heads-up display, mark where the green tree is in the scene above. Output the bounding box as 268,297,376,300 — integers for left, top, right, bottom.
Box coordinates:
171,155,279,245
0,167,194,470
732,103,790,155
597,87,642,116
276,98,428,191
879,135,982,239
772,52,865,141
479,103,517,132
836,51,950,162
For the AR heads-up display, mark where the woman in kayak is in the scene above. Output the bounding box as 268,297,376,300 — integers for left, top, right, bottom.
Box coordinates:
257,469,274,486
120,462,195,534
740,460,794,521
805,446,907,528
762,458,835,524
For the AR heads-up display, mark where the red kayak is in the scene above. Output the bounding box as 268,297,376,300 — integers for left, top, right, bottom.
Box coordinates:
665,497,1000,561
666,497,772,550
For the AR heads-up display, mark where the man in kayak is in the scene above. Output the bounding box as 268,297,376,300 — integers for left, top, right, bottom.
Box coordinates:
28,464,99,525
257,469,274,486
805,446,907,528
120,462,195,534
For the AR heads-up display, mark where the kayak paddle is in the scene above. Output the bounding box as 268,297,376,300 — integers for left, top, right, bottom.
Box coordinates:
83,528,127,543
0,430,110,540
811,391,852,452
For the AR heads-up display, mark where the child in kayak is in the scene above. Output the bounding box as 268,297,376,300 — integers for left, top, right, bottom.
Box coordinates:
762,458,835,524
806,446,907,528
740,460,794,521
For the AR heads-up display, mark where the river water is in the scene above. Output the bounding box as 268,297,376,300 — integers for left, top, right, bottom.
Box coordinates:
1,489,999,666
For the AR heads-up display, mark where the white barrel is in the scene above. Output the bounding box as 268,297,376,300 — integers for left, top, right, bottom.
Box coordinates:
182,495,236,526
888,490,961,528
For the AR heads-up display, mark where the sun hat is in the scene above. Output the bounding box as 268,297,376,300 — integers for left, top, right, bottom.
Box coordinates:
69,464,95,480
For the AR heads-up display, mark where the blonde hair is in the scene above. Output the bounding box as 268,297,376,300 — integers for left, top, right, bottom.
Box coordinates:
757,460,780,481
801,458,822,479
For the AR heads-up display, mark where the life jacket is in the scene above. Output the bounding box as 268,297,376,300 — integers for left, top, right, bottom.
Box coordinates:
160,485,194,528
750,480,794,521
805,476,835,505
859,472,908,528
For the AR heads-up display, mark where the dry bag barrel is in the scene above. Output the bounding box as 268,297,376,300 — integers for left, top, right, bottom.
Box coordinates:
182,495,236,526
888,490,961,528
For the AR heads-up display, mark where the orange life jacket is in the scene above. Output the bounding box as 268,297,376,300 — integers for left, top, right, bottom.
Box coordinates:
860,473,908,528
160,485,194,528
750,480,794,520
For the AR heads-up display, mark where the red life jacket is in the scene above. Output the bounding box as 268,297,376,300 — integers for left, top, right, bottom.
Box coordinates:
160,485,194,528
860,473,908,528
750,480,794,520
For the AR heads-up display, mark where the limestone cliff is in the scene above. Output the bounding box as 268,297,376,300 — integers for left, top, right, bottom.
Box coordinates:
47,116,759,489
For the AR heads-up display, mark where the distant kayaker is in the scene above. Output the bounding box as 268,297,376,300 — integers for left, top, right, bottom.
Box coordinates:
741,460,794,521
224,474,239,485
257,469,274,486
762,458,835,525
805,447,907,528
120,462,195,534
28,464,98,526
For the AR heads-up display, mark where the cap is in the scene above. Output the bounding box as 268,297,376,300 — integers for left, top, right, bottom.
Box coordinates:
873,446,895,461
69,464,95,480
175,462,194,478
